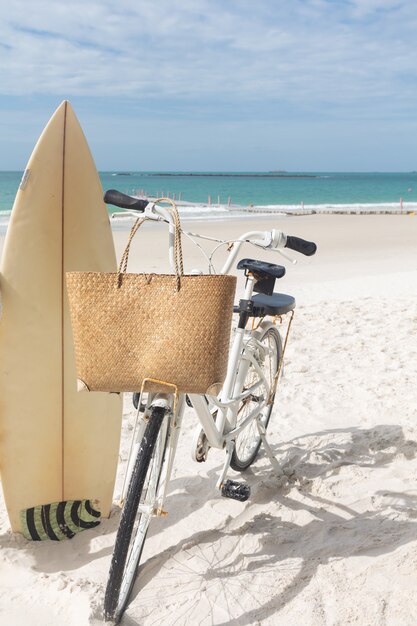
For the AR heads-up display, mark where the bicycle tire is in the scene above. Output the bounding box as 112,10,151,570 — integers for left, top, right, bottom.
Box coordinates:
230,325,282,472
104,405,170,623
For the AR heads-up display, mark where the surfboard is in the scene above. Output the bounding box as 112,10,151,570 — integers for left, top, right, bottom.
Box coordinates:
0,101,123,534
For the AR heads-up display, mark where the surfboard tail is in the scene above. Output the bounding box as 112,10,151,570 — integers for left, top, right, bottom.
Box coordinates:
20,499,101,541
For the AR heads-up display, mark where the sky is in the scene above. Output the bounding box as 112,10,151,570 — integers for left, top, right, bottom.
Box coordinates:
0,0,416,171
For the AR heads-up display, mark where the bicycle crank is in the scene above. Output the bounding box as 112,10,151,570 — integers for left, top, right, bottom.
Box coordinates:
192,428,210,462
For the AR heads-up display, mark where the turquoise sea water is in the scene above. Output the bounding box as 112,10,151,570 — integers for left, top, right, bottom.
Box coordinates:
1,171,417,217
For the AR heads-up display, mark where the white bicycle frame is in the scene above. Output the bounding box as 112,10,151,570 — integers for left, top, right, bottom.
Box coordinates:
119,202,292,507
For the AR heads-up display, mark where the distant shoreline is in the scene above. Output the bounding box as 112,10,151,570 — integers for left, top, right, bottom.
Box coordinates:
1,171,416,214
144,173,318,178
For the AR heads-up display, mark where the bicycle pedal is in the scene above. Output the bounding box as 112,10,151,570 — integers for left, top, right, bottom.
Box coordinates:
221,479,251,502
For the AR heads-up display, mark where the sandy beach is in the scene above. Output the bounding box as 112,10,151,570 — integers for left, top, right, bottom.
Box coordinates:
1,212,417,625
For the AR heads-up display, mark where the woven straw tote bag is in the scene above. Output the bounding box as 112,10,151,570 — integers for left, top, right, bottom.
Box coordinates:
66,199,236,394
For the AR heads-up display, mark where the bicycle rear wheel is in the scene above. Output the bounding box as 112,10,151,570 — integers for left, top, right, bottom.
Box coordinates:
230,325,282,471
104,405,170,623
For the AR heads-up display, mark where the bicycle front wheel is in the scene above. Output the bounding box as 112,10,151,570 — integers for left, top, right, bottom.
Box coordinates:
230,324,282,472
104,405,170,623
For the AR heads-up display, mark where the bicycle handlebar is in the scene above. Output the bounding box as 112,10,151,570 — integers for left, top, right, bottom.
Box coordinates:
104,189,317,272
104,189,149,212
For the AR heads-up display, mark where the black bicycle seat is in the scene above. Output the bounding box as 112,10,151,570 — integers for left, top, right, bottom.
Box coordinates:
237,258,286,279
252,293,295,316
233,292,295,317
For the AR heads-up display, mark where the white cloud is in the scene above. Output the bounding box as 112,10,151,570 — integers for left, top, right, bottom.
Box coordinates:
0,0,416,119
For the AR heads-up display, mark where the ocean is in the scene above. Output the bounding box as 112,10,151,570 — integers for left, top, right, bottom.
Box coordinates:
1,171,417,225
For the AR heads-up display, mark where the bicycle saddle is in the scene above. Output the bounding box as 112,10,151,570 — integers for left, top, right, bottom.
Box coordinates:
233,293,295,317
251,292,295,316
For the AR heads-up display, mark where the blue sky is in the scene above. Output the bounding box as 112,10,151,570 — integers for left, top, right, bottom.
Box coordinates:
0,0,416,171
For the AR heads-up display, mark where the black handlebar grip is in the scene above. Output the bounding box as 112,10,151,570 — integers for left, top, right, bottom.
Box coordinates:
104,189,149,212
285,235,317,256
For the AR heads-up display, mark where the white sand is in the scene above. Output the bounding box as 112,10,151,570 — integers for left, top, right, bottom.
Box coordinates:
1,214,417,625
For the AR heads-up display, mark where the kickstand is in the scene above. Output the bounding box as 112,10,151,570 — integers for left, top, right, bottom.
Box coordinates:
256,416,284,478
216,441,234,491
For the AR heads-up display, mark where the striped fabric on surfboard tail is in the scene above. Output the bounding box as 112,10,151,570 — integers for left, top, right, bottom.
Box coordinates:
20,499,101,541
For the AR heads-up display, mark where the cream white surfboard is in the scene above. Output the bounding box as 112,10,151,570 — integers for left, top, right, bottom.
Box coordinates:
0,101,122,534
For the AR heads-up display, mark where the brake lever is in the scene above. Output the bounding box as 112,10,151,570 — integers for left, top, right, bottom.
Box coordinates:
277,248,297,264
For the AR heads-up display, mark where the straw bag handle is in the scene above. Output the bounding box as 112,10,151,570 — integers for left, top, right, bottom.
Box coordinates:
118,197,184,290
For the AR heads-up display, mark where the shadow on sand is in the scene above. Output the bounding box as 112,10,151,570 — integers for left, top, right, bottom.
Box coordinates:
121,423,417,625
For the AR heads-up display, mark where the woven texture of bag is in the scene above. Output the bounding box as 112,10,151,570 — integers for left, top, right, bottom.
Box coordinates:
66,199,236,394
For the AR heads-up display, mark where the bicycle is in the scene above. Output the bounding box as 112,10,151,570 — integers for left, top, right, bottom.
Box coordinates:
102,190,317,623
